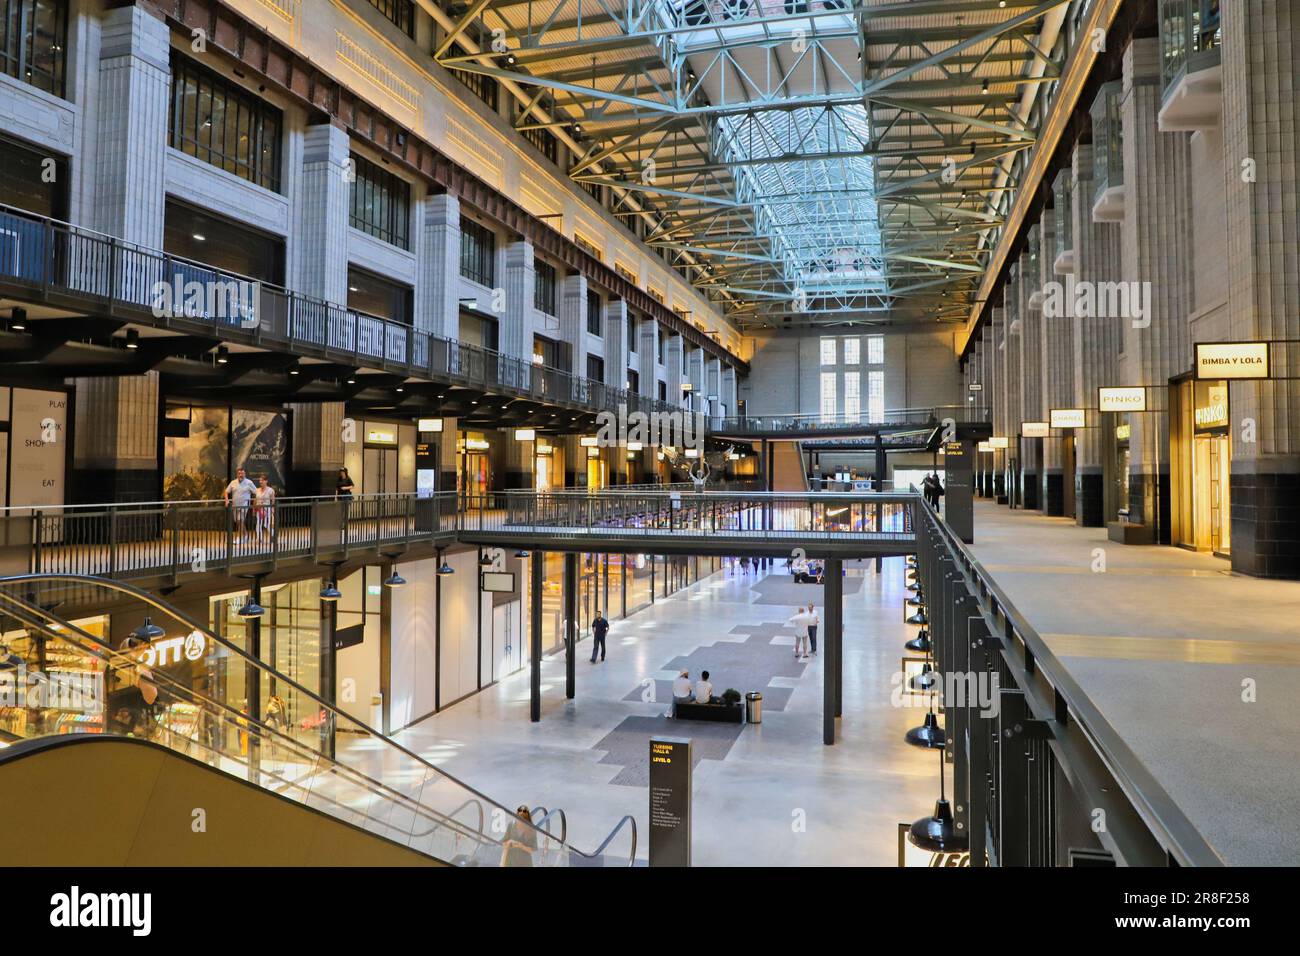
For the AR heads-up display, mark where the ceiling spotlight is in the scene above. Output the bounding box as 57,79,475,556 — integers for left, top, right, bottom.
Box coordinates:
346,375,356,385
981,79,990,94
288,363,300,376
320,581,342,602
10,308,27,331
216,345,229,364
192,232,206,242
125,328,140,349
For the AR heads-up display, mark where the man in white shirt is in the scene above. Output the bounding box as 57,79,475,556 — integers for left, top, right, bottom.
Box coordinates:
223,468,257,540
693,670,714,704
786,609,811,660
668,670,694,717
806,603,820,656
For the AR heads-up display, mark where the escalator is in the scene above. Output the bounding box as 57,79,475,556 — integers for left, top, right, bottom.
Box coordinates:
770,440,811,492
0,574,636,867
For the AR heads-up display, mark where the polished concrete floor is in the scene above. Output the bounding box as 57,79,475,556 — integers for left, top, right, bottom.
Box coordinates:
395,560,940,865
967,500,1300,866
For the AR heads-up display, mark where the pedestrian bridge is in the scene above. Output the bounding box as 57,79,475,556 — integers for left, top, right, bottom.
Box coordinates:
1,490,919,586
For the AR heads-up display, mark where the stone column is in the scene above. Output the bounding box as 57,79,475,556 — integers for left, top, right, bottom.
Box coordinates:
501,240,535,361
989,309,1007,500
289,402,346,497
721,366,738,417
604,299,628,388
94,5,169,248
1120,37,1194,542
1071,141,1123,526
705,357,722,417
297,123,351,306
1220,0,1300,577
71,372,160,503
665,333,685,405
559,273,588,375
1039,213,1072,515
1019,246,1043,509
638,316,658,399
418,193,462,340
1002,284,1022,507
686,347,706,417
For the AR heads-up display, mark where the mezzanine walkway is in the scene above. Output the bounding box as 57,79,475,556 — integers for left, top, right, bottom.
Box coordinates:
967,501,1300,866
2,490,920,586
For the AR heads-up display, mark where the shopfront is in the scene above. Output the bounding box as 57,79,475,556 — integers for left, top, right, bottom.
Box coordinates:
1171,377,1231,555
458,432,492,501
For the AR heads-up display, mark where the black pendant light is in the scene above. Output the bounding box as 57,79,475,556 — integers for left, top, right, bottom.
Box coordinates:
909,662,939,692
237,596,265,619
906,591,924,608
131,617,165,641
905,710,946,748
906,604,928,626
905,628,932,653
320,581,342,602
908,743,968,853
514,549,531,558
384,568,407,588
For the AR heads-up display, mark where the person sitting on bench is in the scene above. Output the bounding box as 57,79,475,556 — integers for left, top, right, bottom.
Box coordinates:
694,670,715,705
669,670,695,717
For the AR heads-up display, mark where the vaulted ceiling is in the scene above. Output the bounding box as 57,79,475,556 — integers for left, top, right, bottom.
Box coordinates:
435,0,1073,330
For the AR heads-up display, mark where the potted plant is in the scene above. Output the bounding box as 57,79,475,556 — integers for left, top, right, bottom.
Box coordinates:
721,688,742,706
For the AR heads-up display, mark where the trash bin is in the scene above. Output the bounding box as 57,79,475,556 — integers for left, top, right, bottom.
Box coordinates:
745,691,763,724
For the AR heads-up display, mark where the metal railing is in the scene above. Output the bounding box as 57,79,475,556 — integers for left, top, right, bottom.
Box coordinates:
913,499,1223,866
7,489,918,582
459,489,916,547
0,203,679,422
707,405,990,435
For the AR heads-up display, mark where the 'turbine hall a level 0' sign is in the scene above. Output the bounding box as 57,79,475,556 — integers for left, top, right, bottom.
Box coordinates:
649,737,692,867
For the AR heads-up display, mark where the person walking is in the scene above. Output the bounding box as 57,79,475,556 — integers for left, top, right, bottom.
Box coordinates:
806,602,820,656
589,609,609,663
786,607,811,660
254,473,276,543
223,467,257,543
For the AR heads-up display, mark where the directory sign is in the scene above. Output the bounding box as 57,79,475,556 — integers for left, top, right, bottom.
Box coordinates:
649,737,692,867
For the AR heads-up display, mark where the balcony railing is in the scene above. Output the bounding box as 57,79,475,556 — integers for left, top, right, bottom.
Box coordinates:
0,203,678,421
707,405,988,436
4,489,918,582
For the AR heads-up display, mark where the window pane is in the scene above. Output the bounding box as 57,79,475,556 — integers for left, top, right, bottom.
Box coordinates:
843,338,859,365
820,337,836,366
820,372,837,423
866,335,884,365
843,372,860,422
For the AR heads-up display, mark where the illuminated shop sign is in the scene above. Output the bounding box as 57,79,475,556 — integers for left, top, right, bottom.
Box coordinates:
417,418,443,433
1098,387,1147,412
366,428,397,445
1022,422,1049,438
1194,381,1230,431
1115,423,1131,441
138,630,209,667
1050,408,1086,429
977,441,994,452
987,436,1009,449
1195,342,1269,380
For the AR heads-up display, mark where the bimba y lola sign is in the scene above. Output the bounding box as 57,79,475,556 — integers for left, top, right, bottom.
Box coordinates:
1195,342,1269,380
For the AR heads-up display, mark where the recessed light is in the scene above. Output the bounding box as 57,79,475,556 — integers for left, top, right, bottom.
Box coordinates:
192,232,206,241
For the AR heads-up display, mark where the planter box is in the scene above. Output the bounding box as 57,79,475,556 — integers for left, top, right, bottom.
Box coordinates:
674,701,744,724
1108,521,1154,545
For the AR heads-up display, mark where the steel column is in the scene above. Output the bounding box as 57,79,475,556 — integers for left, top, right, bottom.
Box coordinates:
531,551,543,722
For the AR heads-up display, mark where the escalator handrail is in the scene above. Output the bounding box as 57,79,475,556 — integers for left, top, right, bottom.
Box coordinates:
0,592,493,849
0,574,567,848
530,805,568,845
590,814,638,866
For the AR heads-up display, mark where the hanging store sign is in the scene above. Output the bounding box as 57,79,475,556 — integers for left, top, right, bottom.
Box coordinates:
1115,423,1131,441
1194,381,1230,432
1050,408,1086,429
987,436,1009,449
968,383,983,392
1098,387,1147,412
417,418,443,433
976,441,994,452
1022,422,1050,438
1195,341,1269,380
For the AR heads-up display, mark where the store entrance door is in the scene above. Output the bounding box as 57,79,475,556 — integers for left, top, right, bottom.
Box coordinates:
1061,435,1077,519
1193,432,1231,555
363,446,398,495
